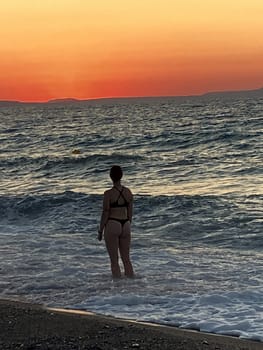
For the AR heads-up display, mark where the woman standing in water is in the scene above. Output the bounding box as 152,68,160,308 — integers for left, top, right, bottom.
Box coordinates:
98,165,134,279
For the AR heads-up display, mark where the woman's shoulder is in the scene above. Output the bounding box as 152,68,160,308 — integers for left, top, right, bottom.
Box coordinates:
104,186,132,198
103,188,112,196
122,186,133,199
104,187,118,196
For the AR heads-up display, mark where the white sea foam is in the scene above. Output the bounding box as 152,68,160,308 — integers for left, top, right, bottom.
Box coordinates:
1,230,262,341
71,280,263,341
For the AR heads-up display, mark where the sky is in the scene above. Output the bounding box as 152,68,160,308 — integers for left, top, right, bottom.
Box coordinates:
1,0,263,102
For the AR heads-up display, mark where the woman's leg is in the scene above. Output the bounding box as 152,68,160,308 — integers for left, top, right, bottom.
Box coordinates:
119,221,134,278
104,220,122,278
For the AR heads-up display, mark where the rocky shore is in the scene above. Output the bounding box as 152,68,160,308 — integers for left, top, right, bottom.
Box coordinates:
0,299,262,350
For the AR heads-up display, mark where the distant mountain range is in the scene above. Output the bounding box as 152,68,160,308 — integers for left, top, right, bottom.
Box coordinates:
201,87,263,98
0,87,262,106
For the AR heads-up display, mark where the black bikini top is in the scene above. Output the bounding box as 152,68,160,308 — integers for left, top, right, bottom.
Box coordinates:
110,187,128,208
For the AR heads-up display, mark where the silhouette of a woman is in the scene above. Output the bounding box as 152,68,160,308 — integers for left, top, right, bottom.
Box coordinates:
98,165,134,278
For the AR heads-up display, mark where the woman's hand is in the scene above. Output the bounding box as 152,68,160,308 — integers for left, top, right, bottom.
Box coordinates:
98,229,103,241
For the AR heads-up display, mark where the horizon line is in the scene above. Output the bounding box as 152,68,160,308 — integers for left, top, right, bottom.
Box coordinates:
0,86,263,104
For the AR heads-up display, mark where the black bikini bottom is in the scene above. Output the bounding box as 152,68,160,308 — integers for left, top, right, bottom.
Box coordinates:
108,218,129,227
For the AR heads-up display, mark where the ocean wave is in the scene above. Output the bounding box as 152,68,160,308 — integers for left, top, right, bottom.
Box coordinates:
1,192,262,250
42,153,144,171
0,191,92,216
0,153,145,171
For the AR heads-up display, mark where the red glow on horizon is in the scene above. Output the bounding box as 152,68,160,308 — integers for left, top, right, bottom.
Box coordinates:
1,1,263,102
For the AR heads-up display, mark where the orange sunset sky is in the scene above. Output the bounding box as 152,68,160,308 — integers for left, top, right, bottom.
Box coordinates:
1,0,263,102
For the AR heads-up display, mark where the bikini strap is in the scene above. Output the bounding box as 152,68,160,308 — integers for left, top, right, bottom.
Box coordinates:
113,186,123,201
113,186,128,204
114,186,123,193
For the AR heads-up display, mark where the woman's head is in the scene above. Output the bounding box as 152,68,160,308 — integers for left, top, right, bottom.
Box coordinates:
110,165,123,182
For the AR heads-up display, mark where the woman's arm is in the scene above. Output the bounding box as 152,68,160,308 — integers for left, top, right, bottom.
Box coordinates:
127,190,133,223
98,191,110,240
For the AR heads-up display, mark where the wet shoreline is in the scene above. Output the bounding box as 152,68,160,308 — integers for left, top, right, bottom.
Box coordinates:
0,299,261,350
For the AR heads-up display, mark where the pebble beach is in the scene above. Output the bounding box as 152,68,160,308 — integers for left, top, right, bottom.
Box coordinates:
0,299,262,350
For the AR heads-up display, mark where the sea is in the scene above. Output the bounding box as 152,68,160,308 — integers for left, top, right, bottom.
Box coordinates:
0,95,262,341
